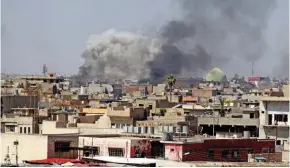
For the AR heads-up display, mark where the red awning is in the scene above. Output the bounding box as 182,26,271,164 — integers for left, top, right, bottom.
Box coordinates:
24,158,83,164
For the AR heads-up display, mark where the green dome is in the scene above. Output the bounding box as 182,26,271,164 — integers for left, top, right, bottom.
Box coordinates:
205,68,227,82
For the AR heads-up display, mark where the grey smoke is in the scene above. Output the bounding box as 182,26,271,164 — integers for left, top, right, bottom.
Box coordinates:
78,0,281,82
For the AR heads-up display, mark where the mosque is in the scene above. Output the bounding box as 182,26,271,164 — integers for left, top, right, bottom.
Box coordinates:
205,67,228,83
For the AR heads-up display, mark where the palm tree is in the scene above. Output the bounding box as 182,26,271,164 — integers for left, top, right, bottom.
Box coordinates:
167,74,176,103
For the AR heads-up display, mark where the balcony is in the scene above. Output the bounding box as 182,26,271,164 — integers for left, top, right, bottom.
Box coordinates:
198,117,259,127
263,121,289,127
1,116,33,125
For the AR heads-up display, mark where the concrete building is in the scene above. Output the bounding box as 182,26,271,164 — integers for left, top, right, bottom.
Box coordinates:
1,134,78,165
78,137,152,158
192,88,218,99
161,138,275,162
259,96,289,148
1,108,46,134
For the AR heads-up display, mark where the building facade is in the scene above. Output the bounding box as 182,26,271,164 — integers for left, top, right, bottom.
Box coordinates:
259,97,289,148
162,138,275,162
78,137,152,159
1,134,78,165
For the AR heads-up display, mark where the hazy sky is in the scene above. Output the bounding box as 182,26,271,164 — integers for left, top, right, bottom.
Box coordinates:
1,0,180,75
1,0,289,77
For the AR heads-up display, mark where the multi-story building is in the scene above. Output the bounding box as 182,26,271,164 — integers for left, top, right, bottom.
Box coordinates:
259,96,289,148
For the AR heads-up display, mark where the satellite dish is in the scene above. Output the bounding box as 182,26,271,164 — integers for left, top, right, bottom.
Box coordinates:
105,85,114,93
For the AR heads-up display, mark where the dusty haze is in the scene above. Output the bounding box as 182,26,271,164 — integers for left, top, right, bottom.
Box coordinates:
78,0,288,82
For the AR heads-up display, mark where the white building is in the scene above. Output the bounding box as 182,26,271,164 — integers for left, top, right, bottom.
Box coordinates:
0,134,78,165
78,137,152,159
259,97,289,148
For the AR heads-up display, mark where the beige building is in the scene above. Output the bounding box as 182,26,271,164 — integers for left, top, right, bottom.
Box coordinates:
0,134,78,165
1,108,47,135
259,96,289,148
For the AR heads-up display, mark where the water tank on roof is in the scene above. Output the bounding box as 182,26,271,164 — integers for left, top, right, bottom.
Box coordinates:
134,127,141,134
163,126,169,132
128,126,133,133
168,126,176,133
141,126,147,134
123,126,128,133
176,125,182,133
243,131,250,138
147,127,154,134
182,126,189,134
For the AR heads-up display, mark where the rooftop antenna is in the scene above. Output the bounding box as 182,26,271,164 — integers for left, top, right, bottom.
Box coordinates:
251,61,254,76
42,64,47,76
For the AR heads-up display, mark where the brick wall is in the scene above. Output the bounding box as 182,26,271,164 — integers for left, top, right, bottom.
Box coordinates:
250,153,282,162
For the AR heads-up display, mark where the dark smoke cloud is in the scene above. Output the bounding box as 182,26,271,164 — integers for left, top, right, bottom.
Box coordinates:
77,0,277,83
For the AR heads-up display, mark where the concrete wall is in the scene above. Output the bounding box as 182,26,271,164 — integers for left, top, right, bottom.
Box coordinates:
192,89,217,98
2,96,39,112
41,121,79,135
0,134,48,164
79,137,130,158
259,126,289,143
78,137,151,158
164,144,183,161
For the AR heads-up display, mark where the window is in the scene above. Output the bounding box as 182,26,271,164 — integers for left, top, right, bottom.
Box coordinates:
222,150,231,158
28,127,31,134
108,148,124,157
283,140,288,145
20,127,22,133
111,123,115,128
6,125,16,132
232,150,240,158
274,114,284,122
283,115,288,122
24,127,26,134
148,105,153,110
54,142,71,152
83,146,100,157
170,149,174,152
250,113,255,118
276,140,281,145
139,104,144,107
207,150,214,158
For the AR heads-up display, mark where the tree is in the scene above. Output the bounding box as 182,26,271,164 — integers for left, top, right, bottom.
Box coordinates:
160,109,167,116
218,97,226,117
167,74,176,103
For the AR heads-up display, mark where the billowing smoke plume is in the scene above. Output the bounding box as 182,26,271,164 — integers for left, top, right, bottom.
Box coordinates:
78,0,277,82
79,29,161,81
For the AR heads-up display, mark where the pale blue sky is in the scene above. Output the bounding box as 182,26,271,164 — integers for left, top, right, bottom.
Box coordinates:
1,0,180,75
1,0,289,77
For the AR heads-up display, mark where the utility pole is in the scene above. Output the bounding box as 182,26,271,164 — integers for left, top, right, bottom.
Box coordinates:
13,140,19,166
251,61,254,76
213,116,215,136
